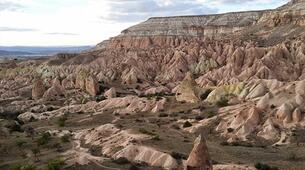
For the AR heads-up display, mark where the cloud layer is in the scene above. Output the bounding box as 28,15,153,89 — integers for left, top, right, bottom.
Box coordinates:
101,0,218,22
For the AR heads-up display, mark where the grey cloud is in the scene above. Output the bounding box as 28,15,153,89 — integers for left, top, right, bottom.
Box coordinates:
101,0,218,23
0,27,37,32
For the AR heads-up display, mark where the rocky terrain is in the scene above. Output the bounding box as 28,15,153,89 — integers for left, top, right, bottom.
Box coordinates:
1,0,305,170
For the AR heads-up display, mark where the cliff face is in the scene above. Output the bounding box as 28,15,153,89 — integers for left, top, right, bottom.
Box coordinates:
104,0,305,48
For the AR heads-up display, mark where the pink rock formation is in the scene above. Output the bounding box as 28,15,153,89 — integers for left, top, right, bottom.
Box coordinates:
32,78,46,100
185,134,213,170
85,75,100,96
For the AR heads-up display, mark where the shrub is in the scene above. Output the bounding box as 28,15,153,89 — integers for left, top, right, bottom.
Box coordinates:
254,163,278,170
89,146,102,156
207,111,216,118
5,121,22,133
57,115,67,127
200,89,212,100
158,113,168,117
170,151,187,160
220,141,229,146
139,128,155,136
287,152,298,161
227,128,234,133
60,134,70,143
37,132,51,146
31,148,40,161
10,164,37,170
151,135,161,141
52,143,63,152
216,97,229,107
195,115,204,121
16,140,26,149
183,121,192,128
47,159,65,170
113,157,130,164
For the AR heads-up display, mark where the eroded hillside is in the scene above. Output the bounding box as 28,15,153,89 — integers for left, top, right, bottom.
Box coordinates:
1,0,305,170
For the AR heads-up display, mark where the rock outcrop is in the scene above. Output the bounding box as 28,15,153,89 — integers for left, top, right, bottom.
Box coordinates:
32,78,46,100
185,134,213,170
85,75,100,96
175,72,202,103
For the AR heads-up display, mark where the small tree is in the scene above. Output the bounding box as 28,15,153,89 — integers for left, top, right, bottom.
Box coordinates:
37,132,51,146
31,148,40,162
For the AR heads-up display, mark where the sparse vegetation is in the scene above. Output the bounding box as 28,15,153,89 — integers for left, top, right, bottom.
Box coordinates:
183,121,192,128
36,132,52,146
47,159,65,170
139,128,155,136
216,97,229,107
254,162,279,170
200,89,212,100
10,164,37,170
158,113,168,117
170,151,187,160
31,148,40,161
60,134,71,143
57,115,67,127
227,128,234,133
207,111,216,118
151,135,161,141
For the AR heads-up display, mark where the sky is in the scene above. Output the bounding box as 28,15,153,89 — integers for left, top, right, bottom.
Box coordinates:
0,0,289,46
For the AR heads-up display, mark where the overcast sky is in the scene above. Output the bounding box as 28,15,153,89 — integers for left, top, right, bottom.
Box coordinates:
0,0,289,46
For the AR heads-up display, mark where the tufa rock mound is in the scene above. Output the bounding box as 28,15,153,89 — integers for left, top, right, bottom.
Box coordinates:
185,134,213,170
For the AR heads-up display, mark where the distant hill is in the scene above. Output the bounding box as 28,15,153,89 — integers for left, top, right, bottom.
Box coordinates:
0,50,33,56
0,46,92,58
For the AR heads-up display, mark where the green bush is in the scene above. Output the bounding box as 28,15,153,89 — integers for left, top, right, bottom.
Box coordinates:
151,135,161,141
47,159,65,170
200,89,212,100
57,115,67,127
216,97,229,107
158,113,169,117
60,134,70,143
16,140,27,149
10,164,37,170
37,132,51,146
183,121,192,128
170,151,187,160
139,128,155,136
207,111,216,118
227,128,234,133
